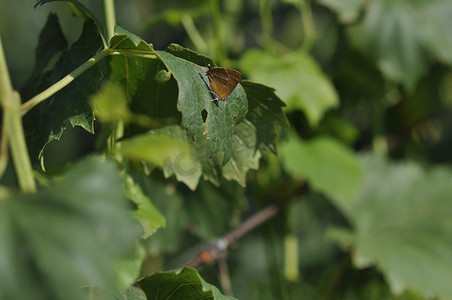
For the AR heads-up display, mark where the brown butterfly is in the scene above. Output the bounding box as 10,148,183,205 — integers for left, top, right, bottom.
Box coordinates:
204,64,242,106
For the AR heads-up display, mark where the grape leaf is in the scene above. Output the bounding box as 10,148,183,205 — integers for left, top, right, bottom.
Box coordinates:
0,158,141,300
349,0,426,89
107,32,286,185
127,80,288,188
108,27,180,119
163,43,214,68
157,46,248,165
34,0,106,44
279,132,363,202
221,120,261,185
140,124,257,188
138,267,237,300
21,13,68,100
118,129,202,190
115,287,147,300
419,1,452,65
91,81,133,124
115,242,146,289
124,174,166,238
241,81,288,154
318,0,366,23
329,155,452,299
240,49,338,126
23,18,103,161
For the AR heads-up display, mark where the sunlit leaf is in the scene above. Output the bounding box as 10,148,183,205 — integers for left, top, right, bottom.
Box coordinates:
118,129,202,190
241,49,338,126
157,45,248,165
141,124,261,189
91,81,132,124
279,132,363,202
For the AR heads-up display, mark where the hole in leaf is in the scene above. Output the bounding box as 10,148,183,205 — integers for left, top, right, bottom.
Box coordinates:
202,109,208,123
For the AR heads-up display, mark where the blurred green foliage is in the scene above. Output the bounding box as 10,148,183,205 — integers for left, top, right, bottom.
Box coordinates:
2,0,452,299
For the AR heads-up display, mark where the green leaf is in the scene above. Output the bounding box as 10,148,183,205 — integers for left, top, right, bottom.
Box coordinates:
240,49,338,126
91,81,132,124
35,0,107,44
419,1,452,64
348,0,452,89
115,287,147,300
113,26,144,47
279,132,363,202
163,43,214,68
143,124,260,188
141,126,204,189
21,13,68,100
138,267,237,300
115,242,146,289
108,28,180,120
222,82,288,185
220,120,261,186
241,81,288,154
157,44,248,165
124,174,166,238
0,158,141,300
23,18,103,161
329,155,452,299
118,130,202,190
319,0,366,23
108,41,285,187
349,0,427,90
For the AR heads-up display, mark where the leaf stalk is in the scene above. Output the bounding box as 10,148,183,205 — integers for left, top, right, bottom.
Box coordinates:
0,36,36,192
20,49,110,116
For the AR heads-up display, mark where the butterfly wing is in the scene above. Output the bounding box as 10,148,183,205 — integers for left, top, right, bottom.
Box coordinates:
206,67,242,99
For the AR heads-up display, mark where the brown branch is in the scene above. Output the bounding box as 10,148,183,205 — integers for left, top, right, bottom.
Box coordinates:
180,203,280,268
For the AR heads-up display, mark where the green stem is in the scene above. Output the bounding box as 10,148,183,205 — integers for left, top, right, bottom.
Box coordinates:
299,0,316,52
104,0,116,41
21,48,156,117
21,49,110,116
182,15,208,54
0,38,12,107
210,0,227,63
263,222,289,299
0,107,8,178
0,36,36,192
